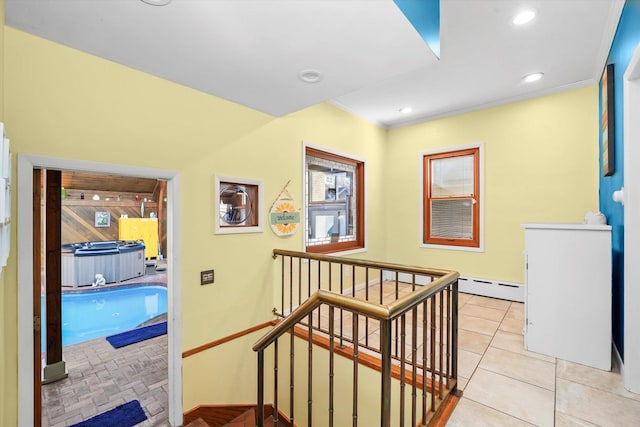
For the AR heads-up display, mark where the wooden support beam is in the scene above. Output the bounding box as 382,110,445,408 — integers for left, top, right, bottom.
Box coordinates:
33,169,42,426
45,170,62,364
43,169,67,384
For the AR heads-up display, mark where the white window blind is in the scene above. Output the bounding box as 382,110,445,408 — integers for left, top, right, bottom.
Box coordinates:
431,155,474,197
430,199,473,239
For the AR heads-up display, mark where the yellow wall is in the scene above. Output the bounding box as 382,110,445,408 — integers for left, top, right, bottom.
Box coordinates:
275,333,418,426
384,86,600,283
0,22,599,426
1,27,388,423
1,1,8,424
182,331,268,409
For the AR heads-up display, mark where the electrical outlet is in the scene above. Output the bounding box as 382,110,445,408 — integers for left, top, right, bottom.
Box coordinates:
200,270,214,285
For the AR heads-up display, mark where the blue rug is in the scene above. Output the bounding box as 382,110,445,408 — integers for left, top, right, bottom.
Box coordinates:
106,321,167,349
70,400,147,427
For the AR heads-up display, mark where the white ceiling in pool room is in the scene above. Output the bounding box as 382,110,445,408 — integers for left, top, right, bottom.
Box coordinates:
5,0,624,128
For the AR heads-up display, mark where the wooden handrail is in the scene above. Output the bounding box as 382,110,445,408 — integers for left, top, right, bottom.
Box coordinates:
252,290,387,352
183,320,276,358
256,249,460,427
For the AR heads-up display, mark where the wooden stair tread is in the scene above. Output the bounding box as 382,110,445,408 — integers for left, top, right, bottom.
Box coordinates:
184,418,210,427
222,408,276,426
224,408,254,426
183,404,288,427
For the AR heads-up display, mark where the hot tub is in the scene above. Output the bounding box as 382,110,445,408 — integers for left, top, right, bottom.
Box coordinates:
62,240,146,287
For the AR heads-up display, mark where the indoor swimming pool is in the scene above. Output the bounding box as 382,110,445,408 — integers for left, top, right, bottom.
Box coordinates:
41,285,168,347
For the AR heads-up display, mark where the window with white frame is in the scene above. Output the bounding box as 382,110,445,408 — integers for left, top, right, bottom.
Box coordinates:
423,145,482,249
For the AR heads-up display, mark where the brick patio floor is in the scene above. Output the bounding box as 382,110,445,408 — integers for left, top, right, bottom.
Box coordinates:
42,266,170,426
42,333,168,426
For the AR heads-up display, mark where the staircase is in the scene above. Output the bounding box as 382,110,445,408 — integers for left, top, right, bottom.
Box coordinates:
184,249,461,427
185,412,274,427
183,405,286,427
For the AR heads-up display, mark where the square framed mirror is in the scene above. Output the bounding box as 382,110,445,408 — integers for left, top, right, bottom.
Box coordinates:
215,175,263,234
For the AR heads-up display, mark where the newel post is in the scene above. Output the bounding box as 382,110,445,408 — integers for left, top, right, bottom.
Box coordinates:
380,318,392,427
257,350,265,427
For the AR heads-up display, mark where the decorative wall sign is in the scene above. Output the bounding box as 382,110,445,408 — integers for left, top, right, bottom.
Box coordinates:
269,181,300,237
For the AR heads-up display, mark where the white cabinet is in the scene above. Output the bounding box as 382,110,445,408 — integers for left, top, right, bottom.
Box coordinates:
522,223,611,370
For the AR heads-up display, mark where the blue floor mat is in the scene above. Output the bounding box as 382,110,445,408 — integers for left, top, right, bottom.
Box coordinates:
70,400,147,427
105,321,167,348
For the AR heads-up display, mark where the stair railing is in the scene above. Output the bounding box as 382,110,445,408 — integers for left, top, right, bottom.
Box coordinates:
252,249,459,427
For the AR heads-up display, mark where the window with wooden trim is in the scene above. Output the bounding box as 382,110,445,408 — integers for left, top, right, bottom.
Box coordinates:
305,146,364,254
423,146,481,248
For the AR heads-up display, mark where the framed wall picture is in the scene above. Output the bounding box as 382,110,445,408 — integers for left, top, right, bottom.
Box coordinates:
95,211,111,227
215,175,263,234
602,63,615,177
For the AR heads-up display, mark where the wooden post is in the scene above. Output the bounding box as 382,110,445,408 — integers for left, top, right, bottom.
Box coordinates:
42,169,67,383
33,169,42,425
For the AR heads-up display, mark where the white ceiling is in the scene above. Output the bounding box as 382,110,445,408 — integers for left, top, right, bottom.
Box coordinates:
5,0,624,128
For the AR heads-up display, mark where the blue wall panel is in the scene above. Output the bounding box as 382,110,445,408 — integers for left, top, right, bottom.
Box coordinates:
600,0,640,358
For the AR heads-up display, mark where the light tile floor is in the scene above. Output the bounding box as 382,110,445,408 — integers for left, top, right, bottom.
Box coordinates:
342,283,640,426
447,292,640,427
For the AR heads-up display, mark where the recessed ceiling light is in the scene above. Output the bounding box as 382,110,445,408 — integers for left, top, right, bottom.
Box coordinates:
298,69,323,84
140,0,172,6
513,10,536,25
399,107,413,114
523,72,544,83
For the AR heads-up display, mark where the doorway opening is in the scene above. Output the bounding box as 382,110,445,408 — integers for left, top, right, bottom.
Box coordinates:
17,155,182,426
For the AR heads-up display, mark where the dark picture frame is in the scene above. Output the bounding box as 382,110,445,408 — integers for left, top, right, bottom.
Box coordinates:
602,63,615,177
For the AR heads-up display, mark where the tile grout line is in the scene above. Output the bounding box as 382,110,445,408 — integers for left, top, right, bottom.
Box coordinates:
464,300,512,386
460,392,538,426
478,299,557,425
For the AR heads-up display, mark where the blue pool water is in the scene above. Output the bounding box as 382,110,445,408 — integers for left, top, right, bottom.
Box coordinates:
41,285,167,347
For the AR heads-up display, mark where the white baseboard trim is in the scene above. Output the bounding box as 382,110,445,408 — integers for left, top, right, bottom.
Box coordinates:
383,271,433,286
383,270,524,302
612,343,640,393
614,343,623,374
458,276,524,302
283,273,524,317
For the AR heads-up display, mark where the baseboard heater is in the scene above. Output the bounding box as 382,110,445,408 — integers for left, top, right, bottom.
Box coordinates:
386,271,524,302
458,276,524,302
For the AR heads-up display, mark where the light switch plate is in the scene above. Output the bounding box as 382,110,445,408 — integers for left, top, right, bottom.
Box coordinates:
201,270,214,285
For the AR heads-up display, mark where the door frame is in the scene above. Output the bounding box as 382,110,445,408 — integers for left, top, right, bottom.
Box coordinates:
17,154,183,426
623,43,640,392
